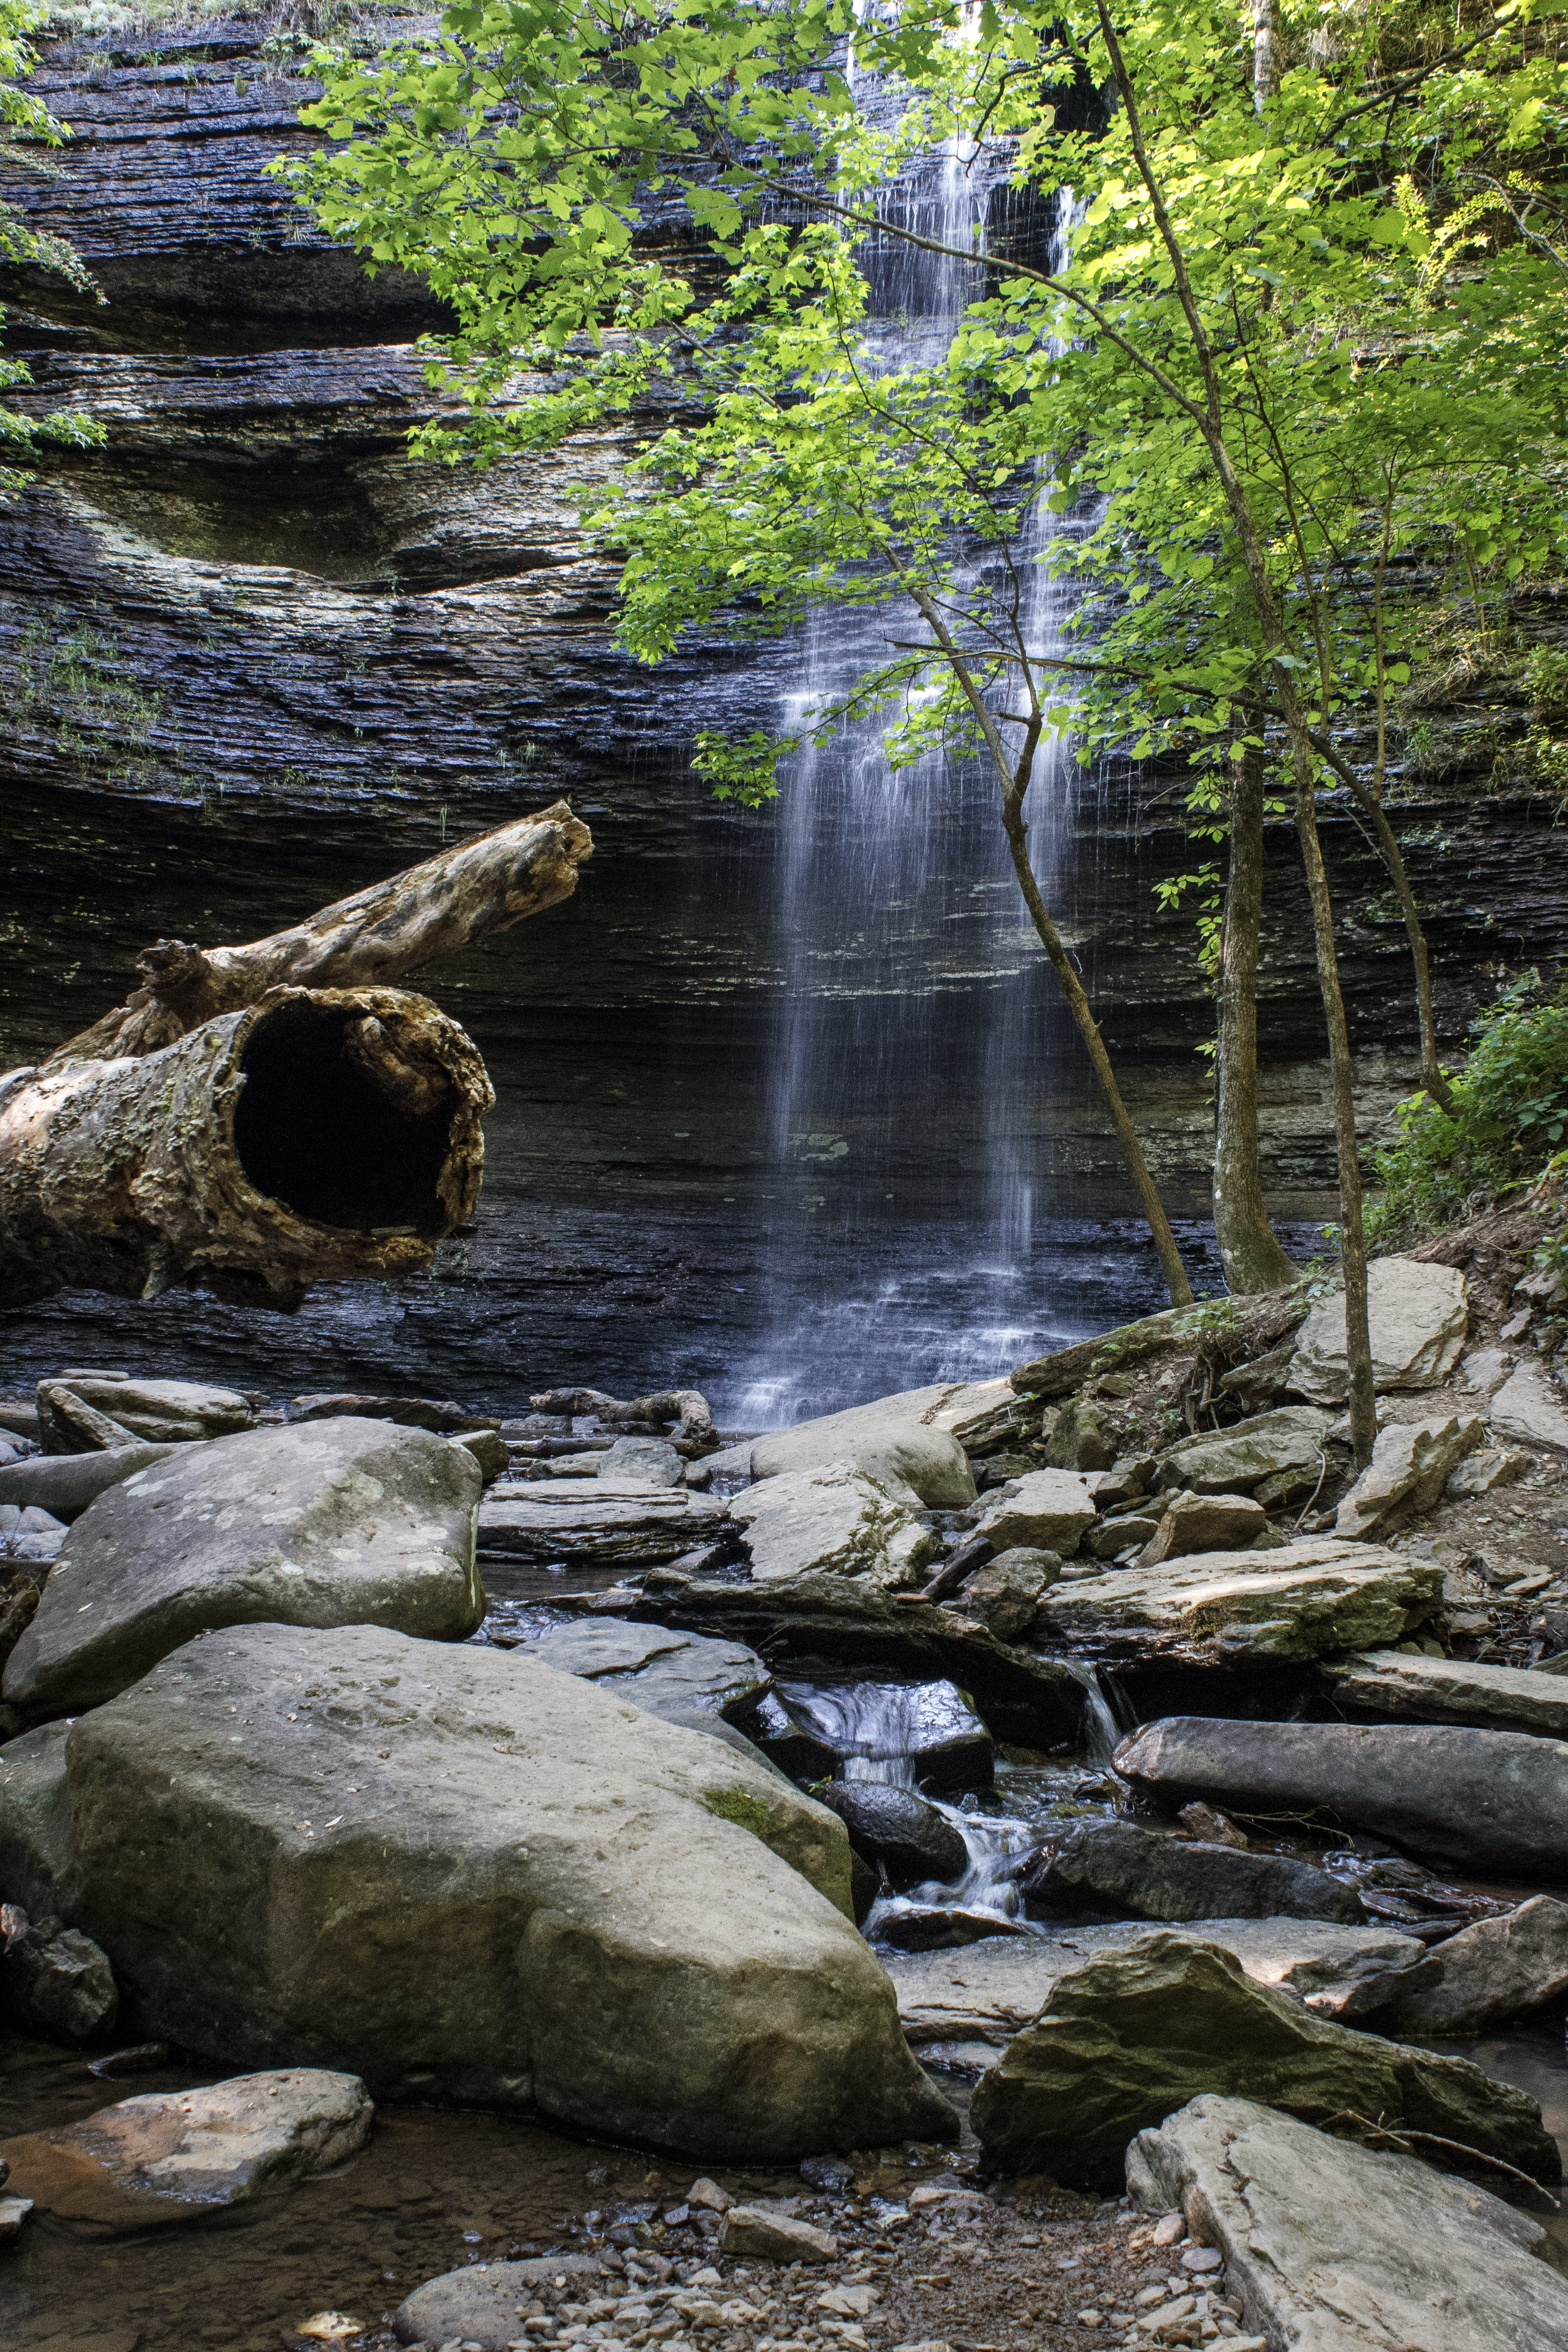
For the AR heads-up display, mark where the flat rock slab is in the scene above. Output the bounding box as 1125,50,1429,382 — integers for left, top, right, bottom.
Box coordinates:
972,1470,1096,1558
730,1461,938,1587
41,1376,256,1447
968,1932,1558,2194
0,2068,371,2228
1035,1540,1441,1662
3,1418,485,1717
478,1484,728,1566
888,1916,1431,2042
1328,1649,1568,1738
1127,2093,1568,2352
42,1622,952,2159
1287,1257,1469,1402
1489,1359,1568,1452
750,1396,979,1509
395,2255,603,2348
1117,1714,1568,1879
519,1621,769,1720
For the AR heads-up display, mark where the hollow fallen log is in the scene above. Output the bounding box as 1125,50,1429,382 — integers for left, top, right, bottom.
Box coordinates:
1,804,590,1310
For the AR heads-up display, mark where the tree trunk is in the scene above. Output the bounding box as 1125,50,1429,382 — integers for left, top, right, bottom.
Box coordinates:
1288,738,1378,1467
0,804,592,1311
1213,741,1301,1293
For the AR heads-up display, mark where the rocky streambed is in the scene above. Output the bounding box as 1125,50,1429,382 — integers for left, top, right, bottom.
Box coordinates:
5,1210,1568,2347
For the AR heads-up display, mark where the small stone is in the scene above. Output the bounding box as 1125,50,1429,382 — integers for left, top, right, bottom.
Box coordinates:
687,2177,733,2212
1179,2249,1222,2274
1177,1805,1247,1851
720,2208,838,2263
1151,2214,1185,2247
0,2193,32,2244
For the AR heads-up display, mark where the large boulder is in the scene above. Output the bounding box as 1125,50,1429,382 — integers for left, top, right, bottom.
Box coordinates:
1154,1407,1334,1497
971,1470,1096,1557
1334,1412,1487,1540
948,1551,1054,1639
1381,1897,1568,2036
1126,2094,1568,2352
1325,1650,1568,1740
477,1482,728,1567
1489,1360,1568,1452
2,1419,484,1717
35,1622,954,2158
1287,1257,1469,1402
0,1721,75,1916
750,1395,978,1509
1034,1541,1442,1663
0,2068,371,2226
968,1932,1559,2193
1116,1714,1568,1878
887,1918,1432,2046
0,1444,176,1523
729,1460,939,1587
1023,1819,1362,1926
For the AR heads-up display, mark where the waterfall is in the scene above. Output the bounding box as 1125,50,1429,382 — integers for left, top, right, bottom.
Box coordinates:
724,142,1102,1428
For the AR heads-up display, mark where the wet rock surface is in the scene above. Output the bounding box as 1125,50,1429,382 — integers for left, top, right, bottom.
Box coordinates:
1128,2092,1568,2352
1021,1819,1364,1926
3,1417,485,1716
815,1786,970,1891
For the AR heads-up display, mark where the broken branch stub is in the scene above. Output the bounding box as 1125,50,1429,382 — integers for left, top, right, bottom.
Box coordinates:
42,800,592,1072
0,986,493,1311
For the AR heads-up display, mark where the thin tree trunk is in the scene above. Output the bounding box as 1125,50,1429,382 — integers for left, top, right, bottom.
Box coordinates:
1287,727,1378,1466
1214,740,1301,1292
906,584,1195,1308
999,787,1195,1308
1253,0,1277,110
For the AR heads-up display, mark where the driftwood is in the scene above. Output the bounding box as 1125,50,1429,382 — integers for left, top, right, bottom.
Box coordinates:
530,1384,721,1457
0,804,592,1312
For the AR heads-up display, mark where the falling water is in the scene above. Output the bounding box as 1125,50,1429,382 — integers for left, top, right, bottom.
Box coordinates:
725,136,1102,1426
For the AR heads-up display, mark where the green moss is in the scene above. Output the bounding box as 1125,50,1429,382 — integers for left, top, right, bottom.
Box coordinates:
701,1786,772,1838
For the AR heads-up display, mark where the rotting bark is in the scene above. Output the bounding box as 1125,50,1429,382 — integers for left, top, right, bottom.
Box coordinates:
0,806,592,1312
1214,740,1302,1294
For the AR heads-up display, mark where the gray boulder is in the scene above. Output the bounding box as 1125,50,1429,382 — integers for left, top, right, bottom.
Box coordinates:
1155,1407,1333,1496
1447,1444,1534,1498
395,2256,603,2349
0,1504,66,1563
969,1932,1560,2194
1287,1257,1469,1402
1127,2094,1568,2352
41,1622,954,2157
1041,1396,1117,1473
749,1386,990,1507
730,1460,938,1587
949,1551,1053,1639
1117,1714,1568,1878
0,1906,117,2041
972,1469,1096,1557
0,1722,75,1917
0,2067,371,2227
0,1443,176,1523
1023,1820,1362,1925
1325,1649,1568,1740
1382,1897,1568,2036
518,1621,771,1729
1134,1491,1267,1565
479,1483,729,1567
1036,1540,1442,1663
815,1784,969,1889
39,1374,256,1450
598,1436,685,1485
1334,1412,1487,1540
3,1418,485,1717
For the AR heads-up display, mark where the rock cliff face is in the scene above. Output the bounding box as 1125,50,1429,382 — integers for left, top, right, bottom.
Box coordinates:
0,17,1563,1409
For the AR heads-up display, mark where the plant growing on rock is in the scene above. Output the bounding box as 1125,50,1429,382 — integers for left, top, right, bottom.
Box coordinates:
0,0,103,490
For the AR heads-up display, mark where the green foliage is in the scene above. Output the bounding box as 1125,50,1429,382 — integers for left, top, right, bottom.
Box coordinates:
1366,970,1568,1243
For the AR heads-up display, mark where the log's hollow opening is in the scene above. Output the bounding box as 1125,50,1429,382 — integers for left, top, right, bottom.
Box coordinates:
233,1000,455,1233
